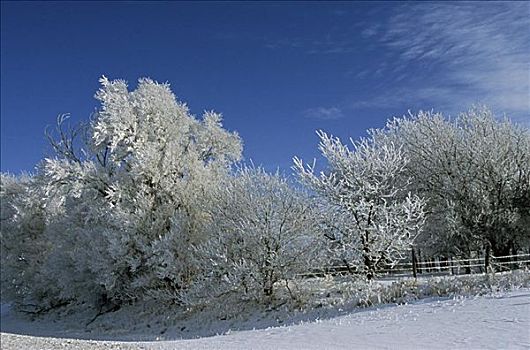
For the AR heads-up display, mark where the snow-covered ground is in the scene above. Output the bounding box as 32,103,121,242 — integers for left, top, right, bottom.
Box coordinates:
2,289,529,350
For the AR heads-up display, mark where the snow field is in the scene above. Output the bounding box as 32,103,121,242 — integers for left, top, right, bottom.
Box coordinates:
2,289,529,350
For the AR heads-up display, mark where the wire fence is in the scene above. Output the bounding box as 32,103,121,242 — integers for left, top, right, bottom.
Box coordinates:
378,253,530,276
301,253,530,278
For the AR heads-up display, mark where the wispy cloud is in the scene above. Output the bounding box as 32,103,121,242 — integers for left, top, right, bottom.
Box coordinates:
360,24,380,39
303,106,344,120
363,2,530,120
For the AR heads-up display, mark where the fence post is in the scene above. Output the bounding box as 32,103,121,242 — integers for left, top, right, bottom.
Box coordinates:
511,245,517,270
484,241,491,273
411,247,418,278
465,252,472,274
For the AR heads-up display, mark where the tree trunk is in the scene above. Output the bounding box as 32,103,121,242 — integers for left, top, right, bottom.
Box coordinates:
263,268,274,297
411,247,418,279
364,254,375,280
417,249,422,274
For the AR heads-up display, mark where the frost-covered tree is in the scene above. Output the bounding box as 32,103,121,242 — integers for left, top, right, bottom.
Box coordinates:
31,76,242,307
0,174,60,309
372,107,530,258
294,131,425,280
186,167,323,303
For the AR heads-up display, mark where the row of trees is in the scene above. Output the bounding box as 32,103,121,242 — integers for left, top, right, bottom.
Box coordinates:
1,77,528,313
371,109,530,259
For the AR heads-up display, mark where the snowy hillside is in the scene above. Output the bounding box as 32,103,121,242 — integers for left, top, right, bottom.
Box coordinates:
149,290,530,350
2,289,529,350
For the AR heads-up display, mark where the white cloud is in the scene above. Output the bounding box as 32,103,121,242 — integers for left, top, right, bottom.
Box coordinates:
371,2,530,119
303,106,344,120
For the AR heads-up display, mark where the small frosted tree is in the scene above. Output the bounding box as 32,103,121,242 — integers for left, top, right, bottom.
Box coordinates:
186,167,323,304
294,131,425,280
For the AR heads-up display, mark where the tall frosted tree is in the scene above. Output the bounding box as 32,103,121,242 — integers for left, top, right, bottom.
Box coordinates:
35,76,242,306
294,131,425,280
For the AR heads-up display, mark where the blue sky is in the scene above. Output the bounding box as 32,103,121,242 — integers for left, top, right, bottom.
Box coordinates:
1,1,529,174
